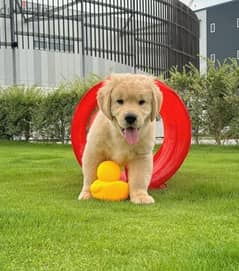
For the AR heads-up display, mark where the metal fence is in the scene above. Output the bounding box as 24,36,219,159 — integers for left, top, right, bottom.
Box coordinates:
0,0,199,76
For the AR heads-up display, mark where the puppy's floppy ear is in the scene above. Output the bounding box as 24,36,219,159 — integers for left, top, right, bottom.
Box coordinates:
151,84,163,121
97,81,113,120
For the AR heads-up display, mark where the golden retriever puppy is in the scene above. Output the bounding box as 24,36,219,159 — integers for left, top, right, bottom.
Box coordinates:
78,74,162,204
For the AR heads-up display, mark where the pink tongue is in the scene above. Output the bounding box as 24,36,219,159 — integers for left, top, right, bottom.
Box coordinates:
123,128,139,145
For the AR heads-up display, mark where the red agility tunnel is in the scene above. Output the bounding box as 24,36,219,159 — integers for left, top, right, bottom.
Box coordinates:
71,79,191,189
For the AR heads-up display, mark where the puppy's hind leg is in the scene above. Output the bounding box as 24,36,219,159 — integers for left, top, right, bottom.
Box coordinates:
78,150,104,200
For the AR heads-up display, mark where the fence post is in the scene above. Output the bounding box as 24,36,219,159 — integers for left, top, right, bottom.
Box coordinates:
9,0,17,84
80,0,86,79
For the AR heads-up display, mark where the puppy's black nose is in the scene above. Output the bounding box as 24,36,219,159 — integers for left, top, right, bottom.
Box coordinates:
125,113,137,124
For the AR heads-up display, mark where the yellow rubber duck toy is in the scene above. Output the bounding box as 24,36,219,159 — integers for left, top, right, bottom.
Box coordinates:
90,161,129,201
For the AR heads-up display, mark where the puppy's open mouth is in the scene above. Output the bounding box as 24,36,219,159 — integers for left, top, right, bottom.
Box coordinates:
121,127,140,145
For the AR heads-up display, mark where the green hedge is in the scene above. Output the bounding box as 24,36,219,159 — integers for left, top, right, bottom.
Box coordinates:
0,75,101,143
1,61,239,145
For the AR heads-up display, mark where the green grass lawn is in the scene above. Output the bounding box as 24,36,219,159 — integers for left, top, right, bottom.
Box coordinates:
0,141,239,271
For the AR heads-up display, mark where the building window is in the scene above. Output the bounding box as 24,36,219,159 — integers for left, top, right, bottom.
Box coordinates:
237,18,239,28
210,53,216,63
210,23,215,33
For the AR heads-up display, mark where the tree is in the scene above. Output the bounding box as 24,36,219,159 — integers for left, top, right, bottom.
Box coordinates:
204,60,235,145
224,59,239,143
167,64,206,144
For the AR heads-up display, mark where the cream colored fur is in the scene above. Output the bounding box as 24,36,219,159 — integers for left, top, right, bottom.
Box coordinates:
78,73,162,204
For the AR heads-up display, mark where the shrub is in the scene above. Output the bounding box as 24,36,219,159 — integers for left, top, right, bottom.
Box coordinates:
0,86,42,141
33,85,81,143
33,74,101,143
0,74,101,143
0,88,9,139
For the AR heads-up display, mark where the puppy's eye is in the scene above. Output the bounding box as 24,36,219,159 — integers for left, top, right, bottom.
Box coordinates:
117,99,124,105
139,100,146,105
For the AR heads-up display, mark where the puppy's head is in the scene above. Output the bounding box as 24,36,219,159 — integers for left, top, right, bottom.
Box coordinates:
97,74,163,144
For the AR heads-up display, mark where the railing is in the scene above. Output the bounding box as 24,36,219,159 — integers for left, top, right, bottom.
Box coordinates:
0,0,199,76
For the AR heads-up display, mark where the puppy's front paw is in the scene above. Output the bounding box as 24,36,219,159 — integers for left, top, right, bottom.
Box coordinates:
78,191,92,200
130,194,155,204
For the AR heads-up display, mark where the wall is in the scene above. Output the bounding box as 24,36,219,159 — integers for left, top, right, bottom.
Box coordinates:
0,48,136,87
196,10,207,74
0,48,81,87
